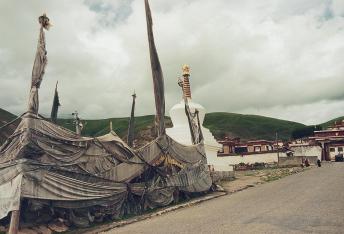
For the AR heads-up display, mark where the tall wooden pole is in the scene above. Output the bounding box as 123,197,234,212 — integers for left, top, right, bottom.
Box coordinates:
127,92,136,147
276,132,280,166
145,0,166,136
9,210,20,234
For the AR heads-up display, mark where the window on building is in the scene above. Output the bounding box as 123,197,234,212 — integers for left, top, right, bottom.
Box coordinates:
330,147,335,152
338,147,343,152
235,147,248,154
254,146,261,152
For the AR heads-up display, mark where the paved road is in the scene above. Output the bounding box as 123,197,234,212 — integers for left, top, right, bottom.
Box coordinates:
106,163,344,234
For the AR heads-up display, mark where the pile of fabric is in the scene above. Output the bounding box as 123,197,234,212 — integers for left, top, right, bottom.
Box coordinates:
0,113,211,227
0,0,212,229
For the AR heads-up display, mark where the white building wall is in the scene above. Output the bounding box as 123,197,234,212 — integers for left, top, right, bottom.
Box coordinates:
205,144,234,171
290,145,322,160
328,145,344,160
215,152,286,166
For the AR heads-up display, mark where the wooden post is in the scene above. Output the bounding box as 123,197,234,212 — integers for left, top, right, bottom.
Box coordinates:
320,142,326,161
276,132,280,167
8,209,20,234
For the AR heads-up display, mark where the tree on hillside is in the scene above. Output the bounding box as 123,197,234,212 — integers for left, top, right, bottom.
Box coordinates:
292,125,322,139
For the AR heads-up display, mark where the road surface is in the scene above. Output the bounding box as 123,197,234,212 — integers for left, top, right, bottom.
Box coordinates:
106,163,344,234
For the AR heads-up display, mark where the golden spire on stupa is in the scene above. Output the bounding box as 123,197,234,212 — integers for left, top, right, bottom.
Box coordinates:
182,64,191,99
182,64,190,76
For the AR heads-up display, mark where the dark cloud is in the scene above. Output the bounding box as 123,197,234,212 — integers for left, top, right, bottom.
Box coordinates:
85,0,134,28
0,0,344,125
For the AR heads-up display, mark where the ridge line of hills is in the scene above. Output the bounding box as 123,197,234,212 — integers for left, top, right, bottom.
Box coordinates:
0,108,342,146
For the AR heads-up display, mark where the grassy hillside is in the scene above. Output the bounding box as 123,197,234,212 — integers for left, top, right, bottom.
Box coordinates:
56,115,172,148
0,108,328,145
0,108,18,144
0,108,16,121
57,115,171,138
71,112,304,141
320,116,344,129
203,112,305,141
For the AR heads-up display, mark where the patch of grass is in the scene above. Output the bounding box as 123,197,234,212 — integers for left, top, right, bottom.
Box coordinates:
263,175,281,182
243,171,256,176
259,167,304,182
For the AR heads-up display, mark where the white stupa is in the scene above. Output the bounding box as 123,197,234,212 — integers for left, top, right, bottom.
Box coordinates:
166,65,233,172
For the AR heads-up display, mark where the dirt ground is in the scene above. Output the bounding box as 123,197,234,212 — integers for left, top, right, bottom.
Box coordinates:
221,166,308,193
105,163,344,234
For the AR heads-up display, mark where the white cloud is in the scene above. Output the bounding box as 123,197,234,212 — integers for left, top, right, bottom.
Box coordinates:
0,0,343,125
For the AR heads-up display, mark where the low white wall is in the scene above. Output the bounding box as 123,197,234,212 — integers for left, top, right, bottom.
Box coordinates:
205,145,234,172
290,145,322,160
209,152,287,167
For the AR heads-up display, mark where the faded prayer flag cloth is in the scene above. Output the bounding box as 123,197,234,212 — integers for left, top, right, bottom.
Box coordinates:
127,94,136,147
51,83,61,123
145,0,165,136
28,25,48,114
184,98,204,145
27,87,39,114
31,27,47,89
0,174,22,219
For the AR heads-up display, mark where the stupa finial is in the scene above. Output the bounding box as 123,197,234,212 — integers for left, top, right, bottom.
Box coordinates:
38,13,52,30
181,65,191,99
182,64,190,76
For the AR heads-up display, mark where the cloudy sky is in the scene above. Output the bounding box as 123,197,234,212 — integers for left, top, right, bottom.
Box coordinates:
0,0,343,125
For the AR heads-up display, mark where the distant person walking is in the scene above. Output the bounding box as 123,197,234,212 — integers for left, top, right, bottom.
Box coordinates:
305,158,310,167
317,159,322,167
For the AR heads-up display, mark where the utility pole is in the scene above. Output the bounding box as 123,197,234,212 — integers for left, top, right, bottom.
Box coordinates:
276,132,280,167
127,92,137,147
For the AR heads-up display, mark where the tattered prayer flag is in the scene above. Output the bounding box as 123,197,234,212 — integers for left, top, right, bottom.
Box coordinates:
145,0,166,136
127,92,136,147
51,81,61,123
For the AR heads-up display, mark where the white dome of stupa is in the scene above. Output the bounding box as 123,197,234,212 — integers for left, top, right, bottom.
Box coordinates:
170,99,205,127
168,98,220,149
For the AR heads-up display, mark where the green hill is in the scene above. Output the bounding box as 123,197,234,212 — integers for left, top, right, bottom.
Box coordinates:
320,116,344,129
0,108,16,121
56,115,172,146
203,112,305,141
0,108,330,145
53,115,171,148
0,108,18,144
65,112,304,142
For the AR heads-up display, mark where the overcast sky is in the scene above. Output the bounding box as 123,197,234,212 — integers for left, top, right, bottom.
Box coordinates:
0,0,343,125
